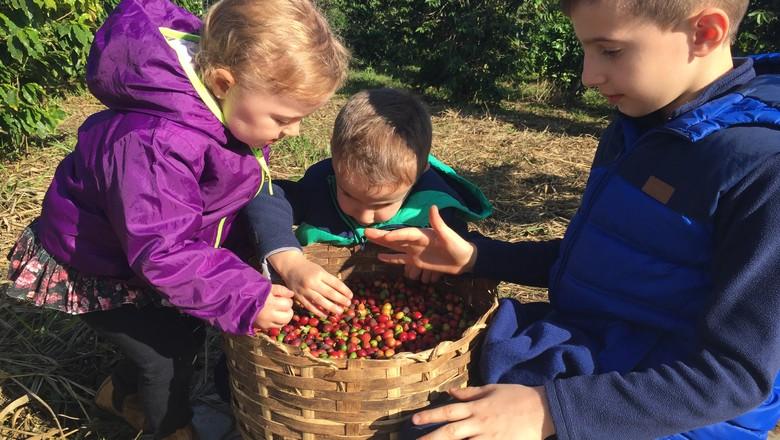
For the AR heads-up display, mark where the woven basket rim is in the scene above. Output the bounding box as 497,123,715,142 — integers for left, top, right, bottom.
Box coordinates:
249,242,499,366
249,294,498,367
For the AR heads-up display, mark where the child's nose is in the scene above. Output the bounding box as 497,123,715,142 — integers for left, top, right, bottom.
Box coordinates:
283,121,301,137
353,209,374,226
581,58,605,88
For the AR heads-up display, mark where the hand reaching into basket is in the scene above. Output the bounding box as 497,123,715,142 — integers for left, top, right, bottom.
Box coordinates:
254,284,295,330
412,384,555,440
365,206,478,280
268,250,353,318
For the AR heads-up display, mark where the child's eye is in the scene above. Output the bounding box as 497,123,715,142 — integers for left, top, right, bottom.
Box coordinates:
338,187,355,200
602,48,622,58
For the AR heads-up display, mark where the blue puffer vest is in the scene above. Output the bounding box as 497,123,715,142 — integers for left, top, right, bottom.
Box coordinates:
549,54,780,438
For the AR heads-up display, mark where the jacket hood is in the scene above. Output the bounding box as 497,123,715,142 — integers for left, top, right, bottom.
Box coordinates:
86,0,224,139
428,155,494,220
751,53,780,76
750,53,780,106
663,54,780,142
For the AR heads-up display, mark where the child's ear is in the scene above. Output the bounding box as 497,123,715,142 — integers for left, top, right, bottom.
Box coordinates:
205,68,235,100
690,7,730,56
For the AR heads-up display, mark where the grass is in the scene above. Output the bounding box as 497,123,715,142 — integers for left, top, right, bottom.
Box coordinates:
0,71,605,438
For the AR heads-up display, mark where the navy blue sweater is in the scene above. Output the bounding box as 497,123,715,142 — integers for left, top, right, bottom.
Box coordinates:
246,158,491,258
474,55,780,439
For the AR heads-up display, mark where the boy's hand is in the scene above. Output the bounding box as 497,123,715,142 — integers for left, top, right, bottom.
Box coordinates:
406,267,443,284
253,284,295,330
365,206,477,276
268,250,353,318
414,384,555,440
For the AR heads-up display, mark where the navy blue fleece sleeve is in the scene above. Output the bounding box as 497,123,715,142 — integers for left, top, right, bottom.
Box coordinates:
438,207,469,237
471,238,561,287
244,181,301,260
546,156,780,439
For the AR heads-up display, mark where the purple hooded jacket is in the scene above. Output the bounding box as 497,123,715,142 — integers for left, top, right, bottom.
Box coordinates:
37,0,270,335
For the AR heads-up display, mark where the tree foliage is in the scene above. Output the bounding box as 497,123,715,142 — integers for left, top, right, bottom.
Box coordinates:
1,0,778,159
735,0,780,55
324,0,580,102
0,0,205,160
513,0,581,95
326,0,779,104
0,0,104,157
322,0,524,102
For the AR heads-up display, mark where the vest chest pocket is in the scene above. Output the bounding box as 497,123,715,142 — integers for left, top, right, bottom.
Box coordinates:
559,174,712,320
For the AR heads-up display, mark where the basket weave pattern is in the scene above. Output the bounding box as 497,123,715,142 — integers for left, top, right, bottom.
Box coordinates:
224,243,498,440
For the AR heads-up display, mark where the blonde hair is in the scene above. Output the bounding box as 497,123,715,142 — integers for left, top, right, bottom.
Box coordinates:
331,88,432,188
559,0,749,41
195,0,350,104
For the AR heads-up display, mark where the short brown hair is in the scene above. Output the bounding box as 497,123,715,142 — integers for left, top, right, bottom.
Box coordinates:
195,0,350,104
559,0,749,41
331,88,432,188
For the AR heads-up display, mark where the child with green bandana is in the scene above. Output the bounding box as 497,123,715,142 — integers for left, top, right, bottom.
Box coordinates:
246,87,493,317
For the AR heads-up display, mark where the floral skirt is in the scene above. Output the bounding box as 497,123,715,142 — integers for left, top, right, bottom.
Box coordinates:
4,221,159,314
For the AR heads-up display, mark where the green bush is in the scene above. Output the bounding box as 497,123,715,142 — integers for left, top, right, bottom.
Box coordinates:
0,0,104,158
326,1,779,104
329,0,524,103
326,1,584,103
0,0,206,160
1,0,775,159
736,0,780,55
176,0,206,16
416,0,522,102
514,0,581,97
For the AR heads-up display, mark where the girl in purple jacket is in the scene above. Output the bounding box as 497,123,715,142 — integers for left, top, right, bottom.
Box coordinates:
3,0,349,438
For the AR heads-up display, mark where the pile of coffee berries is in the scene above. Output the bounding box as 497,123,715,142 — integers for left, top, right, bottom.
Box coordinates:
260,278,477,359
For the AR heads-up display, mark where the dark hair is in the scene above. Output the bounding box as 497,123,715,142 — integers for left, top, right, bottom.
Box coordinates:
331,88,432,187
559,0,749,41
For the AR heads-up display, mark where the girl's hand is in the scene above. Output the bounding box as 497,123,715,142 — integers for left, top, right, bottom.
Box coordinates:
365,206,477,276
253,284,295,330
414,384,555,440
269,250,353,318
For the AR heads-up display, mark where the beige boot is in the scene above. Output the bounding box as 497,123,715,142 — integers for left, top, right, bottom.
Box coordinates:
94,376,146,431
161,424,199,440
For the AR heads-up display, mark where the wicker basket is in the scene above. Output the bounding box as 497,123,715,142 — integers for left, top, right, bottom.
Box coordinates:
223,243,499,440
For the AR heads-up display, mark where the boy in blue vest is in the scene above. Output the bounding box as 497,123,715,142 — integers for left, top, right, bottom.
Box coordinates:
367,1,780,439
245,88,492,317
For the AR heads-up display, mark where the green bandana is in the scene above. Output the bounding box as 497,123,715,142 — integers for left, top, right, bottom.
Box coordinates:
295,155,493,246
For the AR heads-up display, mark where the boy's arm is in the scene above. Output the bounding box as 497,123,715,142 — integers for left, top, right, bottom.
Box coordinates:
546,156,780,440
471,238,561,287
437,207,469,237
244,180,302,262
367,205,562,287
245,160,331,261
246,166,354,316
437,206,562,287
